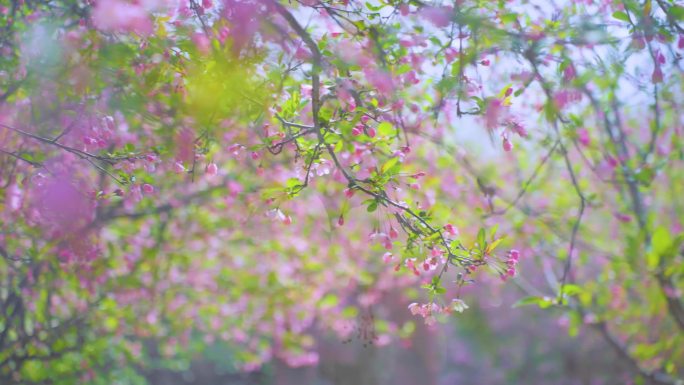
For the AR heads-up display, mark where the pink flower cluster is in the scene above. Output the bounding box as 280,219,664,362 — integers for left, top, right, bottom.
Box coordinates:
408,302,446,326
370,230,394,250
408,299,469,325
91,0,165,36
500,249,520,281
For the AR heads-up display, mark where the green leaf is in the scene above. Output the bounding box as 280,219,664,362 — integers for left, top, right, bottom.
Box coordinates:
544,101,557,122
561,284,584,297
612,11,630,22
648,226,671,269
381,157,400,174
428,277,446,295
652,226,671,255
452,248,470,258
633,343,661,360
377,121,396,137
104,317,119,331
476,227,486,248
513,296,556,309
669,5,684,21
500,13,518,24
489,224,499,240
23,361,47,381
634,166,655,186
496,84,513,99
319,294,339,308
396,64,413,75
399,321,416,338
341,306,358,318
365,2,384,11
367,201,378,212
285,178,302,189
513,296,546,308
485,237,505,254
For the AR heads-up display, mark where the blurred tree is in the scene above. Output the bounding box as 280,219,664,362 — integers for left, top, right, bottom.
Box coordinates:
0,0,682,384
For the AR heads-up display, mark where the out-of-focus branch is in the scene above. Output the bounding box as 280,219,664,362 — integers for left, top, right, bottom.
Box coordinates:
591,320,681,385
582,83,684,332
523,51,587,301
273,1,469,285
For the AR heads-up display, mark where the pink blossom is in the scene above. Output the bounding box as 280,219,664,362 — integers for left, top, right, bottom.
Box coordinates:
484,99,505,130
173,161,186,174
421,7,452,27
206,163,218,176
92,0,154,35
452,298,469,313
577,128,590,146
631,35,646,50
652,65,663,83
221,0,264,53
218,26,231,44
33,172,93,234
176,127,195,162
424,315,437,326
408,302,421,315
352,125,363,136
315,160,331,176
192,33,211,55
444,224,459,237
554,90,582,109
502,137,513,152
363,68,394,95
7,184,23,211
506,119,528,137
563,64,576,82
404,70,420,85
300,84,313,98
399,39,413,48
445,47,458,63
615,212,632,223
409,53,424,69
606,155,619,168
